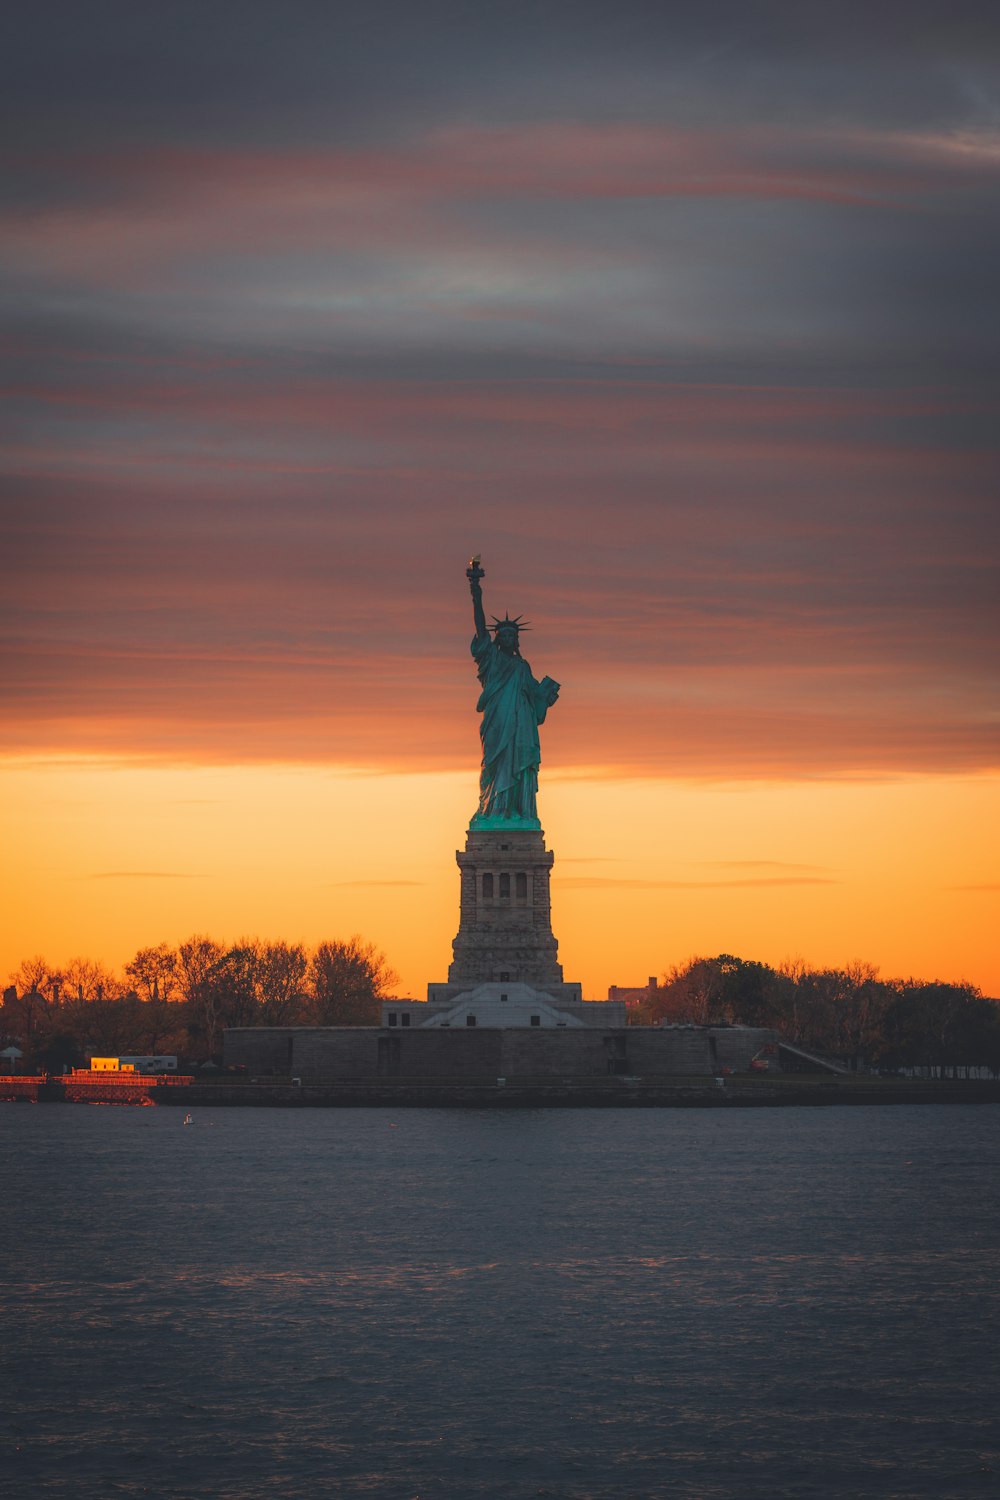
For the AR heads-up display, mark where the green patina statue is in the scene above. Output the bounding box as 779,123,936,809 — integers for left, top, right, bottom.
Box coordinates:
466,555,560,828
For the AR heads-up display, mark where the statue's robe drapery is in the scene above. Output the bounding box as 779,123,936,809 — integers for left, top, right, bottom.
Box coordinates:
471,633,552,821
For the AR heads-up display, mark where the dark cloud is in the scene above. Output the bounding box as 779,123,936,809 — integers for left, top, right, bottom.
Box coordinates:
4,2,999,149
2,4,998,778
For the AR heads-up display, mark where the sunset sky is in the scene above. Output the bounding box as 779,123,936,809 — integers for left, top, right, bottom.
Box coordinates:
3,2,999,999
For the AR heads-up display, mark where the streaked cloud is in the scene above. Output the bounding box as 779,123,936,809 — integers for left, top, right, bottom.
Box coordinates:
1,2,998,783
559,876,839,890
329,880,425,888
703,861,833,873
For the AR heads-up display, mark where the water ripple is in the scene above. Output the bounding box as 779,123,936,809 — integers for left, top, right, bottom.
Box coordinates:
3,1104,999,1499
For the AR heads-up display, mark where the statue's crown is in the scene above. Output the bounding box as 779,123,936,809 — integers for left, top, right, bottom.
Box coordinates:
490,613,529,633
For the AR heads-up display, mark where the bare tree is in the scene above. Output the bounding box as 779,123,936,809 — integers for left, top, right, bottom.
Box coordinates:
125,943,179,1003
177,936,226,1057
7,955,52,997
256,941,309,1026
62,957,125,1003
2,956,52,1048
177,936,224,999
308,937,398,1026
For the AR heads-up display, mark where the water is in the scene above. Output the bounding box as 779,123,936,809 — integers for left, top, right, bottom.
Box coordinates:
2,1104,999,1500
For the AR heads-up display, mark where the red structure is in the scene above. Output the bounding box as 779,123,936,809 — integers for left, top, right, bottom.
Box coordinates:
0,1072,193,1104
64,1070,193,1104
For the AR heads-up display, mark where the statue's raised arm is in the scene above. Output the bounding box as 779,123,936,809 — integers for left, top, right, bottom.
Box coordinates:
464,555,560,829
467,553,488,641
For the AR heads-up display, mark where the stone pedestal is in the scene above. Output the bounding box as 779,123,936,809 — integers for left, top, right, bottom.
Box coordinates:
427,827,582,1005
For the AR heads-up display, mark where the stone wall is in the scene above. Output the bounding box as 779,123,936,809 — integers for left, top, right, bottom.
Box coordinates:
224,1025,777,1081
628,1028,714,1076
710,1027,776,1072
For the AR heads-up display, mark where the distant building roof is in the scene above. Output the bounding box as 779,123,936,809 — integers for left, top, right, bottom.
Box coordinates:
608,977,659,1002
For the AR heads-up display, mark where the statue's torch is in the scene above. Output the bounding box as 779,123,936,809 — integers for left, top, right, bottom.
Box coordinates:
466,553,485,586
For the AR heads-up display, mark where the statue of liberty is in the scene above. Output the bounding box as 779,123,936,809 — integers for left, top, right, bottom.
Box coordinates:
466,556,560,828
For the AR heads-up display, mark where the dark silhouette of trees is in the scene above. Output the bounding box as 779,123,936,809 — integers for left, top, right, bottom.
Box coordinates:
188,940,310,1051
643,958,720,1026
60,992,152,1057
773,961,891,1059
879,982,998,1077
176,935,226,1056
4,937,997,1075
308,937,399,1026
637,956,790,1030
3,932,394,1067
711,955,776,1027
174,935,393,1040
61,957,123,1004
8,956,51,997
125,944,179,1003
628,952,998,1075
3,956,54,1048
255,942,309,1026
177,936,225,999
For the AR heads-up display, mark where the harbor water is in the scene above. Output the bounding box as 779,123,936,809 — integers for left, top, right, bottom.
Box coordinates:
3,1104,999,1499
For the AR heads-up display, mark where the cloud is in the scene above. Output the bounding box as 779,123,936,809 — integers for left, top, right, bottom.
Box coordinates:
1,8,998,784
329,880,425,888
3,124,998,383
4,1,998,154
703,860,832,873
557,857,624,864
2,436,995,779
559,876,840,890
84,871,195,880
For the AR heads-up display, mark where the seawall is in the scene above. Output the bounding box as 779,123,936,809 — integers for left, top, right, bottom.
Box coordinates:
154,1077,1000,1108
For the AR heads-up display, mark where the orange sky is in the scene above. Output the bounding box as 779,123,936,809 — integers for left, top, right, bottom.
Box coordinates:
3,756,997,999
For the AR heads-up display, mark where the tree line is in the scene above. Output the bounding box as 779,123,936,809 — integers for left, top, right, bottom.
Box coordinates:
5,942,997,1078
2,936,398,1072
627,955,1000,1075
